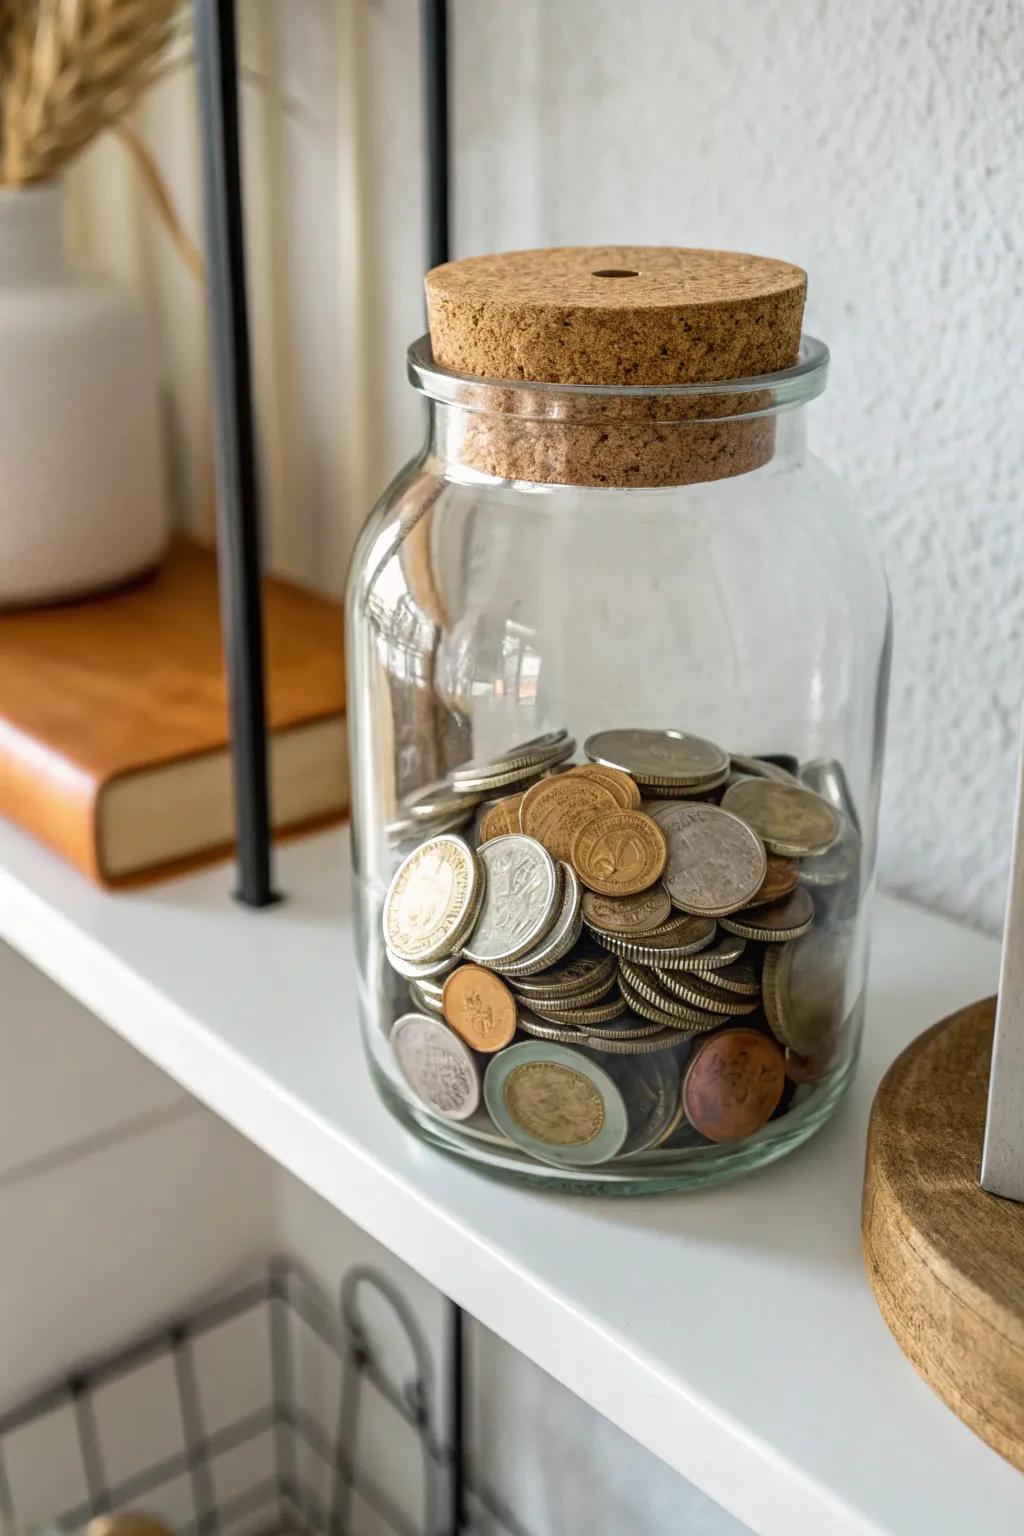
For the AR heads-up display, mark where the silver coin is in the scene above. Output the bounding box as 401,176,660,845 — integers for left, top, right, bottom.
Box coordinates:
666,931,747,972
577,1027,692,1056
386,801,476,844
585,728,728,787
404,778,486,821
512,968,619,1011
593,914,717,966
529,992,628,1026
451,734,576,787
654,802,767,917
386,947,461,981
408,981,445,1016
604,1053,684,1154
729,753,802,786
494,864,583,977
509,949,618,1000
800,757,862,835
390,1013,480,1120
641,772,730,799
461,834,561,966
798,816,862,888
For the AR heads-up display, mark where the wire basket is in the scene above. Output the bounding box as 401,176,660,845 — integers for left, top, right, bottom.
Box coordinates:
0,1259,523,1536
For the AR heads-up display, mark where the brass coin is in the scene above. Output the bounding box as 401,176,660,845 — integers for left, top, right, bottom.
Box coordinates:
568,763,642,809
594,913,717,965
653,967,759,1016
720,886,815,942
479,792,527,843
571,809,668,896
503,1060,606,1146
442,964,518,1053
580,883,672,936
762,930,847,1055
383,834,482,964
682,1028,786,1142
722,778,839,858
744,852,800,907
520,774,620,861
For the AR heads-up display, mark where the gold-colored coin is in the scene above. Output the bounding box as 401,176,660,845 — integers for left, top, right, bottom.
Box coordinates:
744,852,800,907
503,1061,606,1146
568,763,642,809
479,792,527,843
571,809,667,897
722,778,839,857
382,834,481,963
720,886,815,942
520,773,619,861
442,964,518,1053
581,883,672,935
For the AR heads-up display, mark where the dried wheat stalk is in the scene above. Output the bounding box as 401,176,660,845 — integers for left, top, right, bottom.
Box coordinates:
1,0,182,186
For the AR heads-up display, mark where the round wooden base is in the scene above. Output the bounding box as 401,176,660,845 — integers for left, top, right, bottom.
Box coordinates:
863,996,1024,1469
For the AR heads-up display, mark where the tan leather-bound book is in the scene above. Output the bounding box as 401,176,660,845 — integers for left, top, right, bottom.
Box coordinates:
0,536,348,885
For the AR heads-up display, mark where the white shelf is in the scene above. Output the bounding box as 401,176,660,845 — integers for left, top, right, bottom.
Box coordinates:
0,819,1019,1536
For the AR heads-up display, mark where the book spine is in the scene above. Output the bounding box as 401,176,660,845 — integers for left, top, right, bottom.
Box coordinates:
0,722,100,880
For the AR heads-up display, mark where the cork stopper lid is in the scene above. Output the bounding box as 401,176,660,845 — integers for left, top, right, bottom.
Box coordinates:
425,245,807,387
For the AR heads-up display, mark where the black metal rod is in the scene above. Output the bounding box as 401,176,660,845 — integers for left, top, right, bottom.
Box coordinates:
421,0,450,270
444,1300,467,1536
193,0,279,907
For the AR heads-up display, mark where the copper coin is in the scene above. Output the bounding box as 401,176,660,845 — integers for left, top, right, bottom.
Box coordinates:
441,964,518,1053
719,886,814,942
520,774,619,861
479,792,527,843
568,763,642,809
571,810,668,896
581,883,672,936
745,852,799,908
682,1028,785,1142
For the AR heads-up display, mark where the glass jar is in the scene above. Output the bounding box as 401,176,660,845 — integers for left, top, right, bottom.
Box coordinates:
346,330,890,1195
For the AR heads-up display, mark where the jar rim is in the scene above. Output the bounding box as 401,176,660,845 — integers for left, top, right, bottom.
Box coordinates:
407,333,829,420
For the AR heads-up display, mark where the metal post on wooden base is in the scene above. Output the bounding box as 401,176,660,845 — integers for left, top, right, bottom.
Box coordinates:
981,712,1024,1201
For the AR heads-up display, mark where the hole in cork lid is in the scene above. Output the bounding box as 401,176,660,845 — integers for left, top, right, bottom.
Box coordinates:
591,268,640,278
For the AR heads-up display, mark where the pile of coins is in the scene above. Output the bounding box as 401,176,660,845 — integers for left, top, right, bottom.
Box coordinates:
381,728,860,1170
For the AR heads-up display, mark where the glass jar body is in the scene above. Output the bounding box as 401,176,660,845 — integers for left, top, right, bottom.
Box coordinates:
346,357,891,1194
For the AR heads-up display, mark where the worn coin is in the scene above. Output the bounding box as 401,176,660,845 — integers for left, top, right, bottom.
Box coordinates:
386,947,461,981
390,1013,480,1120
571,810,668,896
745,852,800,907
800,757,862,835
520,773,620,861
722,778,839,858
762,929,847,1056
495,863,583,977
442,964,519,1053
483,1043,628,1165
581,883,672,936
479,792,528,844
530,992,628,1026
798,818,862,888
594,913,717,966
408,980,445,1016
728,753,801,786
462,834,561,966
605,1053,684,1155
652,802,767,917
585,728,729,787
667,930,747,972
509,948,617,1000
653,966,760,1016
383,835,482,964
720,886,815,943
568,763,642,809
682,1027,785,1143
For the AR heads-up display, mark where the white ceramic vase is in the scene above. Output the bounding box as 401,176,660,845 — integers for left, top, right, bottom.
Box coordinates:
0,180,169,607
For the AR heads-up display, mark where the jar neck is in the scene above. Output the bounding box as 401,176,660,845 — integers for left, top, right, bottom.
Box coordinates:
426,397,810,489
0,180,70,287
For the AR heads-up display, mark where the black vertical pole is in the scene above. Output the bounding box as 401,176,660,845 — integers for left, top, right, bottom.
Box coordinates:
444,1299,467,1536
193,0,279,907
422,0,450,270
